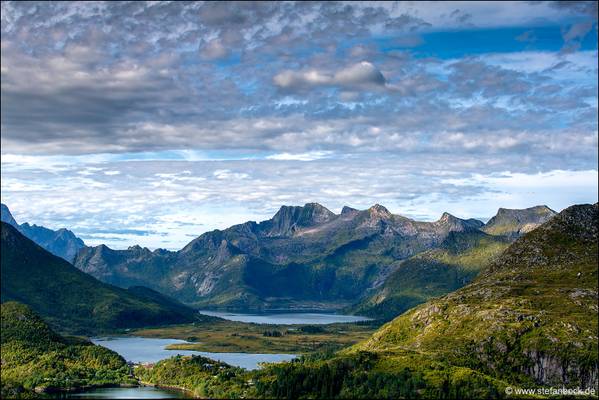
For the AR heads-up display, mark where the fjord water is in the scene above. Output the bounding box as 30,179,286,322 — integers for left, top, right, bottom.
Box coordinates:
199,310,372,324
65,386,188,399
92,337,296,370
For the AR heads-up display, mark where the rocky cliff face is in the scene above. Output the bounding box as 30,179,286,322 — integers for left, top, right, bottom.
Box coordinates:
0,204,85,263
265,203,337,236
435,212,485,232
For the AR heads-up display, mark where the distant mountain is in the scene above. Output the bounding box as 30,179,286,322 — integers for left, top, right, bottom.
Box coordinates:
1,222,203,334
482,205,556,237
353,203,598,389
74,203,505,312
1,301,134,397
0,204,18,227
0,203,85,262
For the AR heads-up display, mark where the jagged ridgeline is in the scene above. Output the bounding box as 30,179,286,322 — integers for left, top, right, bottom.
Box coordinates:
1,203,85,262
1,302,134,398
72,203,556,316
246,203,597,398
0,222,205,334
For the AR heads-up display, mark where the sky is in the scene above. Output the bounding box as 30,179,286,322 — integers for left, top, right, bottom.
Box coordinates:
1,1,597,250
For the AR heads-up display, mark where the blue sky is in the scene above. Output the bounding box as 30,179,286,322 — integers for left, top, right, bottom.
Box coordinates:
1,1,597,249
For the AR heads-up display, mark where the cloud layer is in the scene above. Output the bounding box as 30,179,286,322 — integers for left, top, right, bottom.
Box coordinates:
1,1,597,248
2,153,597,249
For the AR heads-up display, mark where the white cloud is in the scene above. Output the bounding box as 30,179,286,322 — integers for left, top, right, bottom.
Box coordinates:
213,169,250,180
200,38,230,60
273,61,386,91
266,151,333,161
334,61,386,87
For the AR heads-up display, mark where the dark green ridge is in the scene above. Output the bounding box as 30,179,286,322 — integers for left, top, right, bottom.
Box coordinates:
1,221,209,335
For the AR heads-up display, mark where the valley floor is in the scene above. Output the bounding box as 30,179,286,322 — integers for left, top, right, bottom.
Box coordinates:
131,319,380,354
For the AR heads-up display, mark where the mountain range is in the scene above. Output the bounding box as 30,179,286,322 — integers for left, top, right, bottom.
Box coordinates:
0,202,558,321
251,203,598,398
70,202,556,317
1,204,85,262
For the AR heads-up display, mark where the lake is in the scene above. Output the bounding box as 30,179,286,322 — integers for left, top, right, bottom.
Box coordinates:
199,310,372,324
92,337,296,370
65,386,188,399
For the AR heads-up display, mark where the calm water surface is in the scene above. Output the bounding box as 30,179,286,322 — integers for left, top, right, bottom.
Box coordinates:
199,310,371,324
92,337,296,370
65,386,188,399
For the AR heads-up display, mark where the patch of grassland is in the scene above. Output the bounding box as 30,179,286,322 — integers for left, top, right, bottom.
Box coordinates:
132,319,380,354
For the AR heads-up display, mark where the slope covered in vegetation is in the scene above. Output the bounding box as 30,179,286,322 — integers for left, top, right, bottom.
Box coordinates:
351,203,598,391
351,230,510,321
1,302,135,398
1,222,202,334
135,355,249,399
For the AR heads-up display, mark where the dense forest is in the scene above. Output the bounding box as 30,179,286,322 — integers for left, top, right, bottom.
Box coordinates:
1,302,135,398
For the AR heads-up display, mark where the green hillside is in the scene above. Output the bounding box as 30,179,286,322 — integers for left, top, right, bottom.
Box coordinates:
135,355,249,399
1,222,202,334
351,230,511,321
350,203,598,391
1,302,135,398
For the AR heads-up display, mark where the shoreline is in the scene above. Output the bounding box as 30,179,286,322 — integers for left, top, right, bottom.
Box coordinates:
49,381,196,398
39,382,138,395
140,380,197,397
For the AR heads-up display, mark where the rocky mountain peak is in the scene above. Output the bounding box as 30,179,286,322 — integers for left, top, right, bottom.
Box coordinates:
1,203,19,228
341,206,358,215
483,205,557,237
368,204,392,218
302,203,336,220
495,205,554,217
0,204,85,262
438,212,456,223
127,244,151,253
96,244,110,252
54,227,83,242
436,212,484,232
268,203,336,236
